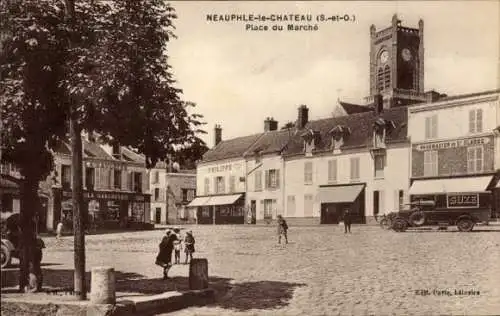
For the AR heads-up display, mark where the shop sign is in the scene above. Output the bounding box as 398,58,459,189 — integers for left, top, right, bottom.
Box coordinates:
62,190,145,201
207,164,233,173
85,160,127,170
446,193,479,208
414,137,490,151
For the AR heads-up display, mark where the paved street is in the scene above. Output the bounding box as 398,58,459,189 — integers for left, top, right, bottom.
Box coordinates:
12,225,500,315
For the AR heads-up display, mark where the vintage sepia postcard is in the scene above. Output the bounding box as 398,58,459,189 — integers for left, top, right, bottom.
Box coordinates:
1,1,499,315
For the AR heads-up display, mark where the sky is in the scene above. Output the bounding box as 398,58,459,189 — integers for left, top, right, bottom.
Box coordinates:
167,1,500,147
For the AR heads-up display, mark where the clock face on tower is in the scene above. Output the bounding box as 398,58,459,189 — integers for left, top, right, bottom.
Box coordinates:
402,48,412,61
379,50,389,64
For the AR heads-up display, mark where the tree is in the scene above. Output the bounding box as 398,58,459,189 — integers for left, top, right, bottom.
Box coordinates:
1,0,206,296
1,0,69,292
281,121,296,130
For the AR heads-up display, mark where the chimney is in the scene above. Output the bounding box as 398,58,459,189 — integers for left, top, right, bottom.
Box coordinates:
374,94,383,114
264,117,278,132
88,131,95,142
214,124,222,147
296,105,309,129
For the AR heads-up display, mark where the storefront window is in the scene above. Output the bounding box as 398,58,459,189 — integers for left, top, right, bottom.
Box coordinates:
61,164,71,188
130,202,144,222
220,206,232,216
106,201,120,220
114,169,121,189
202,207,210,217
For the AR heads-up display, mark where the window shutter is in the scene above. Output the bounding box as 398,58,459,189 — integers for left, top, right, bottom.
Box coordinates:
469,110,475,133
379,190,385,215
476,109,483,132
476,147,483,171
121,169,128,190
213,177,217,194
108,169,113,189
276,169,280,189
260,200,264,218
264,170,269,189
221,177,225,193
142,172,148,192
128,172,133,191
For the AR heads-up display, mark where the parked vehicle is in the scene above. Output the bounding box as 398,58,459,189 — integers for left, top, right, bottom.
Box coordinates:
1,212,20,268
387,199,491,232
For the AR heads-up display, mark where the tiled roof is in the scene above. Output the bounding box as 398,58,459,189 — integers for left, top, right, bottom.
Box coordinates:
83,140,112,159
434,89,500,102
0,175,21,189
283,106,408,157
121,147,146,164
201,134,262,163
339,101,373,115
243,129,296,157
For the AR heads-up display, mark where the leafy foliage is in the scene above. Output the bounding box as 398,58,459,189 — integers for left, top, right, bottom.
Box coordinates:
1,0,206,173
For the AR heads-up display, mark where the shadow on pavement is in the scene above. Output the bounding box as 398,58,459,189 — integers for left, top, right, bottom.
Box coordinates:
2,268,305,312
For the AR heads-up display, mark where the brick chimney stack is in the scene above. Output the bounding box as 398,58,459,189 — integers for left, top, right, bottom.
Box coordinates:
296,105,309,129
214,124,222,147
264,117,278,132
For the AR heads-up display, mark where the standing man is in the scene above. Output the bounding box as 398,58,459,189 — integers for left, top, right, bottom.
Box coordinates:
277,215,288,244
343,209,352,234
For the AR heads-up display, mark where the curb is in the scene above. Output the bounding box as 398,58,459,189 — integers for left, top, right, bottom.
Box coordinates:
0,288,215,316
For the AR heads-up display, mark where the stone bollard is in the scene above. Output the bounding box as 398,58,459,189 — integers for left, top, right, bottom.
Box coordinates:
189,258,209,290
90,267,116,304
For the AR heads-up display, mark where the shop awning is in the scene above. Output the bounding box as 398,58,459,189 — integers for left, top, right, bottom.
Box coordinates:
409,176,493,195
318,184,364,203
187,196,211,207
206,194,243,206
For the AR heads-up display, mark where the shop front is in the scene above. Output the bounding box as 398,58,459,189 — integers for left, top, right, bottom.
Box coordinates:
318,183,366,224
409,175,495,218
189,194,245,225
52,188,151,231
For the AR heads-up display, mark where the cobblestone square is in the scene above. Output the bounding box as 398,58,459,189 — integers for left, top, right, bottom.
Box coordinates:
28,225,500,315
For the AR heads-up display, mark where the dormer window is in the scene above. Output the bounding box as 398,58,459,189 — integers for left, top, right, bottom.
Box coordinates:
372,118,395,149
301,129,315,156
112,143,121,159
328,125,351,154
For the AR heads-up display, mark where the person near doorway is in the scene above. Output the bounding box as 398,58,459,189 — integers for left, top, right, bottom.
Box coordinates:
155,230,177,279
56,221,63,239
343,209,352,234
277,215,288,244
184,230,195,264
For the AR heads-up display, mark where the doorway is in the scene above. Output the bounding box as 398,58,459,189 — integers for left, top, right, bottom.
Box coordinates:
155,207,161,224
321,203,338,224
250,200,256,224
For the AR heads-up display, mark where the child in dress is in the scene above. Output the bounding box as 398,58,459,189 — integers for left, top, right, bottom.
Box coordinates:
173,228,182,264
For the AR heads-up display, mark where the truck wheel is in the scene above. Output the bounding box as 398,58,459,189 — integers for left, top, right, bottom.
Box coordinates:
1,245,12,269
380,218,391,230
392,219,407,232
409,211,426,226
457,218,474,232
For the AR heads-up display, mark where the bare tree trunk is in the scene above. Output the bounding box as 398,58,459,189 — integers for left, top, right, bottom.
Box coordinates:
19,174,38,292
65,0,86,300
70,118,86,300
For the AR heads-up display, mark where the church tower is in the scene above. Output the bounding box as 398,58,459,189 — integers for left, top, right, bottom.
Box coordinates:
367,14,427,108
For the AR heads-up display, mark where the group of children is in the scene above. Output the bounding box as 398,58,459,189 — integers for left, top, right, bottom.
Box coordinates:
172,228,195,264
155,227,196,279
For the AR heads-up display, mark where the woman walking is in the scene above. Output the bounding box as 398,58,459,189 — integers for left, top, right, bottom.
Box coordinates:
155,230,177,279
